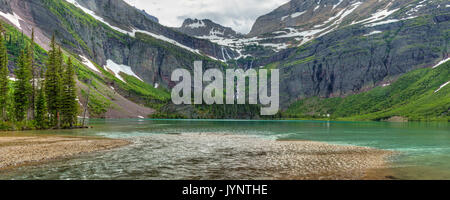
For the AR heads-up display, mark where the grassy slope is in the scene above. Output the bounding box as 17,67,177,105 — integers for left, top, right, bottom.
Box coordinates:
285,61,450,122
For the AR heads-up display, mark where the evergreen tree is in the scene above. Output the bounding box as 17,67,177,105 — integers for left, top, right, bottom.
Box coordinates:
35,66,47,129
44,35,62,128
13,49,32,122
57,47,64,76
30,29,36,120
35,84,47,129
0,27,8,121
61,57,78,128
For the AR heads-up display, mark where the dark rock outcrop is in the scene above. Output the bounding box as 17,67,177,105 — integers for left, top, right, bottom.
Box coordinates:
176,18,243,39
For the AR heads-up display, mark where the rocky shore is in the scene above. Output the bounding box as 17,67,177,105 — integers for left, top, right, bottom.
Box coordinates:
0,133,394,180
0,135,130,170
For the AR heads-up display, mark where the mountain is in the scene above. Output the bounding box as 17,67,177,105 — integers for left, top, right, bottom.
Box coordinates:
0,0,239,61
248,0,450,106
175,18,248,62
0,0,234,118
177,18,243,39
250,0,440,38
0,0,241,86
0,0,448,121
208,0,447,54
187,0,449,114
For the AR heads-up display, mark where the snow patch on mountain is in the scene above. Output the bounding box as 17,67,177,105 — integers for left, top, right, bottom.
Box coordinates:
0,11,22,30
80,55,100,73
291,11,306,18
260,43,289,51
314,5,320,12
274,1,362,46
281,11,306,21
406,1,426,16
432,58,449,69
104,60,143,82
435,81,450,93
65,0,132,35
353,2,400,25
364,30,383,36
186,20,206,29
333,0,344,10
365,16,416,27
132,29,201,54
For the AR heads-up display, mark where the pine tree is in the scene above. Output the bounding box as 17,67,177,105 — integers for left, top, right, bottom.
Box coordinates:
0,27,8,121
35,66,47,129
13,48,32,122
35,84,47,129
57,47,64,76
30,29,37,120
44,35,62,128
61,57,78,128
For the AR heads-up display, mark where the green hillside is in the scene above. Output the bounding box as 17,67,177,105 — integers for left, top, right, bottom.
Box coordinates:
285,61,450,122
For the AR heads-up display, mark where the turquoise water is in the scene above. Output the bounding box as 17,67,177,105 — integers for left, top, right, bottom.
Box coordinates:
0,119,449,180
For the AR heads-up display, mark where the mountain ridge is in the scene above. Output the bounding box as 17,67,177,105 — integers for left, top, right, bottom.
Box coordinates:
0,0,448,121
176,18,243,39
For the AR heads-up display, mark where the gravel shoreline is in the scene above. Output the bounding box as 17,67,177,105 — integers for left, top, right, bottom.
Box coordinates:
0,133,394,180
0,135,130,171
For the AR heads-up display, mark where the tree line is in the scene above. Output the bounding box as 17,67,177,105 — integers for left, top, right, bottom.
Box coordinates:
0,23,79,130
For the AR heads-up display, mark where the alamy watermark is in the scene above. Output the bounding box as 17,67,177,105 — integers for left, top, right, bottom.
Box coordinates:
171,61,279,115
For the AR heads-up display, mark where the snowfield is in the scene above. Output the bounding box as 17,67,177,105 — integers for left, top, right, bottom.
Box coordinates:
333,0,344,10
364,31,383,37
104,60,143,82
80,55,100,73
0,11,22,30
186,20,206,29
432,58,449,69
281,11,306,21
435,81,450,93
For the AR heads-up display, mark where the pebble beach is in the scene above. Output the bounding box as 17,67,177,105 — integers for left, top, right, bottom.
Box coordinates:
0,133,394,180
0,135,130,171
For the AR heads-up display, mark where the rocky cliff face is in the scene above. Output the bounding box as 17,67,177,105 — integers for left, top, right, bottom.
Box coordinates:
176,18,243,39
74,0,238,61
249,0,411,37
257,13,449,107
243,0,447,51
187,1,449,107
186,0,450,57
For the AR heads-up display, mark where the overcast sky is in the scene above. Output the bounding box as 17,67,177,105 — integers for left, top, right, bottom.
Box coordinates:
123,0,290,34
